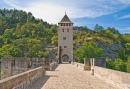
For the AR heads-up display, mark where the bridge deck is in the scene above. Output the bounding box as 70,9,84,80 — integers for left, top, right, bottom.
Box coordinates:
30,64,116,89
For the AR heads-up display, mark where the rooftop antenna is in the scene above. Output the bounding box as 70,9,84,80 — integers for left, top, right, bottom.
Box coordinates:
65,10,66,15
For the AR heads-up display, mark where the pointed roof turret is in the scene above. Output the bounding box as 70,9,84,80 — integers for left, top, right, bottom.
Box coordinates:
58,12,73,24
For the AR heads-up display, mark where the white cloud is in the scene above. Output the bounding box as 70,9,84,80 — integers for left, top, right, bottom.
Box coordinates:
120,14,130,19
2,0,129,24
22,3,68,24
3,0,20,8
117,27,130,33
119,0,130,4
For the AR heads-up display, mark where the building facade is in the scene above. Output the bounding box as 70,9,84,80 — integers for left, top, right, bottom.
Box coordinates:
58,13,73,63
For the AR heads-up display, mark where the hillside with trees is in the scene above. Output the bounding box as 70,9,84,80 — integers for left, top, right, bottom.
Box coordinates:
0,9,57,58
0,9,130,73
73,24,130,72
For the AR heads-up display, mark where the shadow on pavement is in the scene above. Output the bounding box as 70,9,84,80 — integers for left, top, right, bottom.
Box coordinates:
29,64,59,89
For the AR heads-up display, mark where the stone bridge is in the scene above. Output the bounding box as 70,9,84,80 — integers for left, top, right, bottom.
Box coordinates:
0,59,130,89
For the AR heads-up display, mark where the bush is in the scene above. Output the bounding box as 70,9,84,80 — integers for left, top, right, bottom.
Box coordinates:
127,56,130,73
44,51,49,58
114,58,127,72
106,58,114,69
106,58,127,72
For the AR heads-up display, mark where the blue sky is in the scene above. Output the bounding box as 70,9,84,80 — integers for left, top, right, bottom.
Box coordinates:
0,0,130,33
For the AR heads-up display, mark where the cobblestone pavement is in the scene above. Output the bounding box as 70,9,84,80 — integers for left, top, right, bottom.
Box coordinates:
38,64,117,89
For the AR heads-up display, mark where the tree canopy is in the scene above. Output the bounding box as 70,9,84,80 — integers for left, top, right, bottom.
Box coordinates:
74,41,103,63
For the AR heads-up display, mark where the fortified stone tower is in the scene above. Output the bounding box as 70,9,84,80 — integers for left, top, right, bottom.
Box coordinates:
58,13,73,63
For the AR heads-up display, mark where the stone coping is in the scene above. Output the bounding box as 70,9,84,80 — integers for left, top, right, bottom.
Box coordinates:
94,66,130,89
72,62,85,70
0,67,44,89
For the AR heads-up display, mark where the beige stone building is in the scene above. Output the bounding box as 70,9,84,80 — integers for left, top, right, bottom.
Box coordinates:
58,13,73,63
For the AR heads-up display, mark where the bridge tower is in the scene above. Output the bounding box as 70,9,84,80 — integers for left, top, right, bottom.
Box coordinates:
58,12,73,63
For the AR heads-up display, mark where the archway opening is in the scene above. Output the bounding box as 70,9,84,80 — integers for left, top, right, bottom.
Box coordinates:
62,54,69,62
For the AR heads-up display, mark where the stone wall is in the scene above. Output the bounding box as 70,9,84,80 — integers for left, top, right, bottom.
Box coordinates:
0,67,44,89
94,58,106,67
1,58,13,79
14,58,28,74
94,66,130,89
72,62,85,70
31,58,45,68
72,61,130,89
83,58,106,70
0,62,58,89
1,58,50,79
49,62,58,70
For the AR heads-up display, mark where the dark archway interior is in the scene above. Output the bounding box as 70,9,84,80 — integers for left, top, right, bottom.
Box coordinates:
62,54,69,62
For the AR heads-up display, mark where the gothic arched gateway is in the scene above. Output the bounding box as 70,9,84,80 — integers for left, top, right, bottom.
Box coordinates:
62,54,69,62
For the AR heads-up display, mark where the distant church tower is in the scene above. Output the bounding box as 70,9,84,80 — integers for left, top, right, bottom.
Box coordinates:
58,12,73,63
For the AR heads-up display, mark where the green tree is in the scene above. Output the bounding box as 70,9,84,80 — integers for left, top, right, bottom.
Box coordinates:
74,41,103,63
94,24,104,32
3,29,16,39
106,58,127,72
106,58,114,69
44,51,50,58
105,30,113,39
126,43,130,51
117,48,126,61
127,56,130,73
13,38,45,57
0,36,3,47
26,39,44,58
50,25,57,34
0,44,22,57
51,35,58,46
114,58,127,72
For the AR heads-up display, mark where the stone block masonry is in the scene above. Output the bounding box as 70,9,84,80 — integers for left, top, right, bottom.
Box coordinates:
94,66,130,89
0,67,44,89
1,58,13,79
1,57,51,79
0,62,58,89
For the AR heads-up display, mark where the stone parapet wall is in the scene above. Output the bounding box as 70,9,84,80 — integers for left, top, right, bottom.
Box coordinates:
94,66,130,89
0,67,44,89
94,58,106,67
49,62,58,70
43,62,58,71
72,62,85,70
1,58,51,79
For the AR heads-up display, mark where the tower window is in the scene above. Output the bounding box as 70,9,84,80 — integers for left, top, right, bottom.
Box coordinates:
61,23,63,26
64,46,67,48
67,29,69,32
66,24,68,26
63,37,66,40
62,29,64,32
69,24,71,26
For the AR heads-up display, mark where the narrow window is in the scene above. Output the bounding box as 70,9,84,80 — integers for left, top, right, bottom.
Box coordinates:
69,24,71,26
62,29,64,32
64,46,67,48
63,37,66,40
66,24,68,26
67,29,69,32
